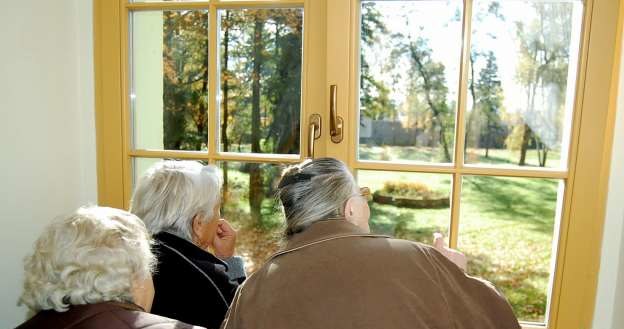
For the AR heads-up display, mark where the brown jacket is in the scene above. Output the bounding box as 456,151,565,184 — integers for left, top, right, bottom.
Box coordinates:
15,302,204,329
221,220,520,329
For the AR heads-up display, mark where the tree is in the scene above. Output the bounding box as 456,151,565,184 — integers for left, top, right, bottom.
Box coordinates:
514,3,573,166
264,11,303,154
248,11,266,224
221,11,232,202
464,1,505,155
360,3,396,121
475,51,506,158
395,36,453,162
162,11,209,151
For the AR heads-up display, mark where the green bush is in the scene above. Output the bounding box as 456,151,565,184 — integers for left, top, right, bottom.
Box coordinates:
378,181,442,199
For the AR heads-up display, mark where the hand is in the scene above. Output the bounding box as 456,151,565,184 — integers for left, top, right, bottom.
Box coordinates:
433,233,467,271
213,219,237,259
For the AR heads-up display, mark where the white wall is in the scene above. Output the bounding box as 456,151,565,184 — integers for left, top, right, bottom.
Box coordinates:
592,30,624,329
0,0,96,327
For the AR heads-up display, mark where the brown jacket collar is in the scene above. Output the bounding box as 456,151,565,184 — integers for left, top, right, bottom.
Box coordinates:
270,220,389,261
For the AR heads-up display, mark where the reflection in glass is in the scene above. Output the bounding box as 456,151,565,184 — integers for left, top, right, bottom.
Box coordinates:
465,1,583,168
219,8,303,155
459,176,561,323
358,1,462,163
358,171,452,244
131,10,209,151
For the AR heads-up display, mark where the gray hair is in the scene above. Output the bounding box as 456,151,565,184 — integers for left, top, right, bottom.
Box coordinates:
130,160,222,241
276,158,358,238
19,206,155,313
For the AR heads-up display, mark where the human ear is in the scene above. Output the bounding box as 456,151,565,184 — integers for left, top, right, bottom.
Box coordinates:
343,197,357,224
191,214,203,237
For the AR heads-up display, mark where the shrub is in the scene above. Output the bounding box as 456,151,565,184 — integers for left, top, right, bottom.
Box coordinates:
380,181,437,199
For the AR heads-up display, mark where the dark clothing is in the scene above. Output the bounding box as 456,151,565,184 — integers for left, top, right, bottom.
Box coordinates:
15,302,201,329
222,220,520,329
151,232,245,329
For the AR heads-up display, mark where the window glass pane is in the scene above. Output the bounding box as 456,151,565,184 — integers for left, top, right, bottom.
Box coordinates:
131,10,209,151
459,176,562,323
358,1,462,163
358,170,452,244
465,0,583,168
219,8,303,155
219,161,285,272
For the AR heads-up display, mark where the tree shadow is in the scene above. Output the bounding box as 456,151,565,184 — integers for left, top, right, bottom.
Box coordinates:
464,176,558,234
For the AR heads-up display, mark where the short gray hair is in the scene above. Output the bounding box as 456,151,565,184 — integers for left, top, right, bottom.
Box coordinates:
19,206,155,313
276,158,358,237
130,160,222,241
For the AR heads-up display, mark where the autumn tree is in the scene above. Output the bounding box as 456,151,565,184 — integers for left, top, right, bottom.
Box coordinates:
162,11,209,151
360,3,396,121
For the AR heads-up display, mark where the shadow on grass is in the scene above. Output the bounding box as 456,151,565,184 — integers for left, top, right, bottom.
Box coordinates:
466,151,514,165
463,176,558,235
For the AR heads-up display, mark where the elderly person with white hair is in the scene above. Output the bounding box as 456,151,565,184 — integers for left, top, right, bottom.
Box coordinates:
221,158,520,329
131,160,245,329
16,206,202,329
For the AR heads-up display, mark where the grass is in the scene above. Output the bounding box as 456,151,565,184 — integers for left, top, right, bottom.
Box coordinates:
359,144,562,168
218,158,559,323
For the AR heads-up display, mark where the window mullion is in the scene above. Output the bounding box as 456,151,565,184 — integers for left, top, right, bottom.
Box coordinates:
449,0,474,249
121,0,133,208
449,173,462,249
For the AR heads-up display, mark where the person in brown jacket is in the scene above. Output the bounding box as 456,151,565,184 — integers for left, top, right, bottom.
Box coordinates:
221,158,521,329
15,206,204,329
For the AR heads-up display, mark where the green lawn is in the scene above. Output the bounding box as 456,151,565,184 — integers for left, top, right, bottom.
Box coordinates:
220,162,558,323
359,144,562,168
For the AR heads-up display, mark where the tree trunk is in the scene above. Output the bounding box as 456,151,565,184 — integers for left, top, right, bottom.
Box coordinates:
519,78,538,166
536,138,549,167
249,14,265,225
221,11,231,202
519,124,532,166
194,14,210,151
465,52,477,154
409,45,452,162
485,117,491,158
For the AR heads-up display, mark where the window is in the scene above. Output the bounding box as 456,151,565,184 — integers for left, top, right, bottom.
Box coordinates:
94,0,622,328
355,0,581,323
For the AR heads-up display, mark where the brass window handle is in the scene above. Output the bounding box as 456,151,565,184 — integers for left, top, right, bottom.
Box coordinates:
308,114,321,158
329,84,344,143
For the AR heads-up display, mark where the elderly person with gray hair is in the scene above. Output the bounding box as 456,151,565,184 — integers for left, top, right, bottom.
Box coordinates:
16,206,202,329
221,158,520,329
131,160,245,329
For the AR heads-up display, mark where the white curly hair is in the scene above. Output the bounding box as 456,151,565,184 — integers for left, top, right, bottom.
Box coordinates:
18,206,155,312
